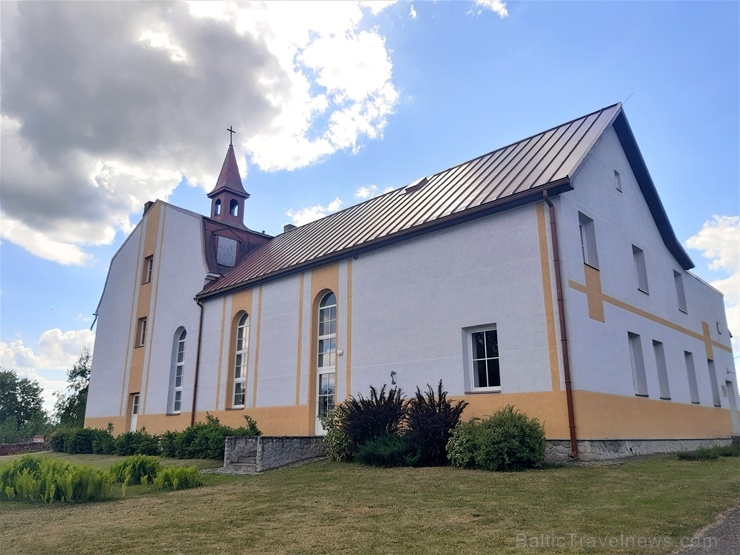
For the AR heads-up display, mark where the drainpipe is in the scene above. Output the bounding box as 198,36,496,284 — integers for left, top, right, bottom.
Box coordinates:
543,190,578,459
191,298,205,427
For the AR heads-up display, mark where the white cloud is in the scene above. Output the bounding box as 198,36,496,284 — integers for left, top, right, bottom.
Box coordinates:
409,4,417,19
0,328,96,413
474,0,509,18
360,1,397,15
686,215,740,353
286,197,344,226
0,1,400,265
355,185,378,199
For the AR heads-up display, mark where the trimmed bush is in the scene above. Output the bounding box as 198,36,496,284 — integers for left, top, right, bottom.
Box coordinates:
0,455,113,503
336,385,405,457
64,428,98,454
49,428,75,452
110,455,162,485
447,406,546,471
404,381,468,466
152,466,202,491
717,444,740,457
320,410,351,463
91,428,116,455
114,429,161,456
159,430,179,458
165,414,262,460
355,435,409,467
677,448,721,461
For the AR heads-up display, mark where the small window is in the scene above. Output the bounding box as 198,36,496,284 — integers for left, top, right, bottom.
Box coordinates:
142,256,153,284
215,199,222,216
652,340,670,400
136,317,147,347
614,170,622,192
707,360,721,407
684,351,699,404
233,313,249,407
230,199,239,217
716,322,722,335
674,271,687,313
578,212,599,269
628,332,648,397
470,327,501,390
632,245,649,293
170,329,186,413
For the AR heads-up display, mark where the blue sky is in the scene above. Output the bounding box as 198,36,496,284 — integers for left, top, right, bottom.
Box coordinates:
1,0,738,408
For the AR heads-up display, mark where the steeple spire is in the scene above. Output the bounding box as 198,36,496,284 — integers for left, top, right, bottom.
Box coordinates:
207,128,250,228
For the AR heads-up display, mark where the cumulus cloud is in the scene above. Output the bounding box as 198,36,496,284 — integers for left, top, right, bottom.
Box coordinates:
474,0,509,18
355,185,378,199
286,197,344,226
0,1,400,265
686,215,740,353
410,4,417,19
0,328,96,412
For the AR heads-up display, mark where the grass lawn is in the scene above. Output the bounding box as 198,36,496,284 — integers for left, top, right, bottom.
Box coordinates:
0,454,738,555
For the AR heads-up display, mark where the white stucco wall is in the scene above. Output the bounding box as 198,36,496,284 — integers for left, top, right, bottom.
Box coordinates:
559,126,737,410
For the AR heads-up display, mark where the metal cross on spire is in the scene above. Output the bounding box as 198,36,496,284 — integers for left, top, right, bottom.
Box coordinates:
227,126,236,146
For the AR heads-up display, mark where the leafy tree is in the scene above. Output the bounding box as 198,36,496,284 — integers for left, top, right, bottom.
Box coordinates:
0,369,45,427
54,347,92,427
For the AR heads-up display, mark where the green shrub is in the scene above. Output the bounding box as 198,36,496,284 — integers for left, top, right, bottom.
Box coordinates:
49,428,75,452
167,414,262,460
152,466,202,491
447,406,546,471
160,430,178,458
717,444,740,457
115,429,161,456
110,455,162,485
404,381,468,466
0,455,113,503
336,385,405,457
320,410,352,463
355,435,409,467
677,448,721,461
64,428,98,454
91,428,116,455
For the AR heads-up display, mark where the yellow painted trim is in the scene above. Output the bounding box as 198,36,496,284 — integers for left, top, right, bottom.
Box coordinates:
141,206,167,414
308,264,340,435
295,273,305,406
536,204,561,392
119,224,146,416
214,297,227,410
584,265,606,322
251,286,263,407
568,278,732,353
572,390,734,439
702,322,714,360
345,259,353,400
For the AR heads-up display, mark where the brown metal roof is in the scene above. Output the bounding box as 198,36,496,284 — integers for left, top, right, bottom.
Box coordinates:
208,144,250,199
199,104,624,298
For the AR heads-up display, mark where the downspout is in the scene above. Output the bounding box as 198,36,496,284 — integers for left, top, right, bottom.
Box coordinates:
543,190,578,458
191,298,205,427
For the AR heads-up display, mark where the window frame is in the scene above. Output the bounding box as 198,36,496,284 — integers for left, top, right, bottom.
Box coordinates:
142,255,154,284
652,340,671,400
170,329,186,414
707,359,721,407
136,317,147,348
684,351,700,404
578,212,599,269
316,292,337,420
632,245,649,294
468,325,501,392
614,170,622,192
674,270,688,313
232,313,249,408
628,332,648,397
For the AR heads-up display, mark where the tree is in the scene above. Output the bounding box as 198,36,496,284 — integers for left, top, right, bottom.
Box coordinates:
0,369,45,427
54,346,92,427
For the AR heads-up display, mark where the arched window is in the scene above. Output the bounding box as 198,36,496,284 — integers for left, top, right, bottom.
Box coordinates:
229,199,239,217
317,292,337,426
170,328,187,413
233,313,249,407
215,199,222,216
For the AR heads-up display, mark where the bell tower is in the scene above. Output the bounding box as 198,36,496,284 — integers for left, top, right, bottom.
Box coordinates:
207,126,250,228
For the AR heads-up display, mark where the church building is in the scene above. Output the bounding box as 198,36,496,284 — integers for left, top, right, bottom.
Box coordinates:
85,104,739,458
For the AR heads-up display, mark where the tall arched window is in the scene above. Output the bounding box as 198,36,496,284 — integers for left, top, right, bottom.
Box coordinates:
170,328,187,413
229,199,239,217
233,313,249,407
317,292,337,428
215,199,222,216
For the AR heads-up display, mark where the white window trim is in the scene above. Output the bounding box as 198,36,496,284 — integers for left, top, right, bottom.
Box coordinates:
143,255,153,284
170,329,186,414
628,332,648,397
137,317,147,347
578,212,599,269
468,325,501,392
233,313,249,408
317,293,337,420
674,270,688,313
632,245,649,294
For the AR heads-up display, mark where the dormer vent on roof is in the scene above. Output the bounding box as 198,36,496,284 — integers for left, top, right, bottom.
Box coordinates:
207,128,250,229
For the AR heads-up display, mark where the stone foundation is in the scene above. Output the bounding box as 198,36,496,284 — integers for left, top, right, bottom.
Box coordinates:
224,436,326,473
545,438,734,462
0,442,50,456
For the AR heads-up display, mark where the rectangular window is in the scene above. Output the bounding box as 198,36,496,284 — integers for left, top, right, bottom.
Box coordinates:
143,256,153,284
628,332,648,396
470,327,501,390
708,360,721,407
684,351,699,404
136,317,147,347
578,212,599,269
614,170,622,192
632,245,649,293
674,271,687,313
652,340,670,400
